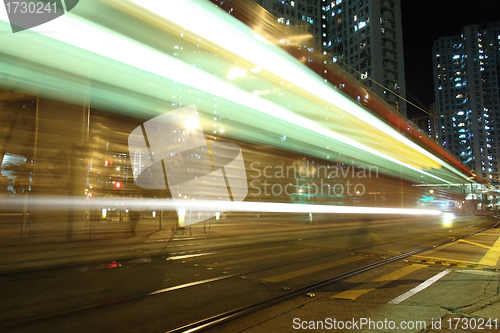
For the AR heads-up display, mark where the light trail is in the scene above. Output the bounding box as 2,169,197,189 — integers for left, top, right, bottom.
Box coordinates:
128,0,471,182
1,197,442,216
0,1,474,185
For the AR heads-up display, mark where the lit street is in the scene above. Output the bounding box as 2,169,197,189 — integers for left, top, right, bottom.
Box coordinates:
1,215,499,332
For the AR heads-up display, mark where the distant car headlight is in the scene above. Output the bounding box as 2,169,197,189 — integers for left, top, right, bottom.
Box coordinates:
443,212,454,226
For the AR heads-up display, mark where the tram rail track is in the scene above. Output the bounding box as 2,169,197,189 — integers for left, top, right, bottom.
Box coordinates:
166,219,500,333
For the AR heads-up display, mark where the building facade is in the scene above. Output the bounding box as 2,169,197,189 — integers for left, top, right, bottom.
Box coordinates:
254,0,407,116
433,22,500,181
411,103,437,142
321,0,407,115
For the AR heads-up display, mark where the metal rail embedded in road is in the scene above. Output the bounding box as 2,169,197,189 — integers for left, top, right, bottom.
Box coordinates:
165,220,500,333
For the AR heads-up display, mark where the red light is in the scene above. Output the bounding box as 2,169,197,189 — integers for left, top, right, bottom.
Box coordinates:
104,160,108,167
104,260,121,268
88,193,93,198
115,181,121,188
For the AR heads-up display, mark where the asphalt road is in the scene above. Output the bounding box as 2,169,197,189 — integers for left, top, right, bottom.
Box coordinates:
0,214,497,332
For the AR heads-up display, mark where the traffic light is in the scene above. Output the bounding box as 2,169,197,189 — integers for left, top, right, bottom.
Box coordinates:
115,181,121,188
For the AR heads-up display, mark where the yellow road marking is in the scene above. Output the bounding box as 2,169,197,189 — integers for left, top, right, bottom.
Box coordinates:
330,264,427,300
204,249,310,267
261,256,365,283
332,288,375,300
372,264,427,282
458,239,491,250
479,235,500,266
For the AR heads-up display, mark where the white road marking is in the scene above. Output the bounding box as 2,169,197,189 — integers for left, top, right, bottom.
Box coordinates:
388,269,452,305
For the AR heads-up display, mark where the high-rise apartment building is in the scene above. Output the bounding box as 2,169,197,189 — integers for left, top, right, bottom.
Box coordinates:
433,22,500,181
411,103,437,141
253,0,407,116
321,0,407,115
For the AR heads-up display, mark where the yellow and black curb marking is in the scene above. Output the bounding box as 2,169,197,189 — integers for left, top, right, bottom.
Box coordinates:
417,257,478,268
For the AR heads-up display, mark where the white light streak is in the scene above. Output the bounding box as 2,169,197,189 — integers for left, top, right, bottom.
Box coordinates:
2,197,442,216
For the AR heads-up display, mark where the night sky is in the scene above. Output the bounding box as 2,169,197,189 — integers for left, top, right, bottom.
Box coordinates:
401,0,500,119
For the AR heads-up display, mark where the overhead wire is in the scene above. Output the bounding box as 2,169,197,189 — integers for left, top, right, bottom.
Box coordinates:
334,58,432,116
